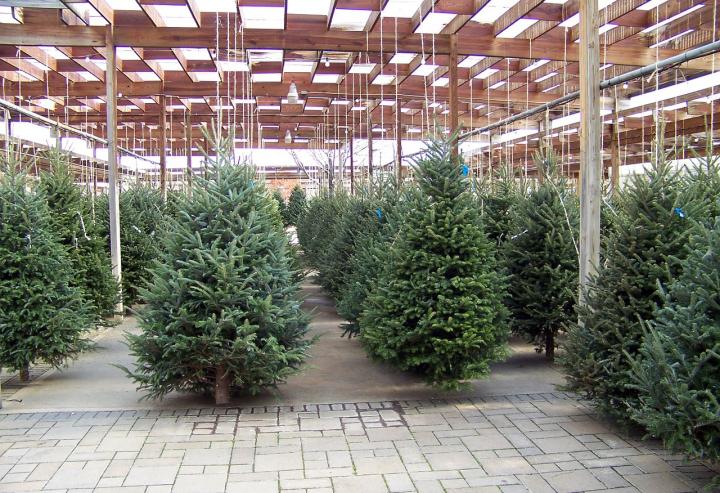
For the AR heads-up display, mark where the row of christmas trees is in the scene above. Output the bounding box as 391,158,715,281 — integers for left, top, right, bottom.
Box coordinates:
297,138,719,480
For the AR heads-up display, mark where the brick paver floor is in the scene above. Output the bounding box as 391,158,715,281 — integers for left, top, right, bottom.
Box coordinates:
0,392,715,492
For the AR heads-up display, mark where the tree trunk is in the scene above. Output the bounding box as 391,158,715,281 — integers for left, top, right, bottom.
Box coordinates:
214,365,231,406
545,330,555,362
19,366,30,383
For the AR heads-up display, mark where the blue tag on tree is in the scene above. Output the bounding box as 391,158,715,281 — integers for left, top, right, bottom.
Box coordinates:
376,207,383,221
461,165,469,176
674,207,685,219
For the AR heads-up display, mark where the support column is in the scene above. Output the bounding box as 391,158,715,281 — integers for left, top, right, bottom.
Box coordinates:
184,109,192,190
610,98,620,194
395,100,402,181
349,134,355,195
449,34,459,156
105,27,123,316
367,115,374,179
159,94,167,200
579,0,601,304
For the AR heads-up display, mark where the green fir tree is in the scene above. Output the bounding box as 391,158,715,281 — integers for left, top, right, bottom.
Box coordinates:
359,139,509,389
271,189,288,226
561,145,705,421
0,162,93,381
629,217,720,486
478,162,525,246
503,151,579,360
39,149,119,318
123,132,310,405
286,185,307,226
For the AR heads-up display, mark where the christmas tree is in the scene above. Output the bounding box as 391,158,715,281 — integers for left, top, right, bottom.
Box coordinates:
271,189,288,226
359,139,508,389
630,217,720,482
297,192,348,272
39,149,118,318
561,145,705,421
478,162,525,246
0,161,93,381
286,185,307,226
123,132,310,405
96,184,168,307
336,178,404,337
503,151,579,360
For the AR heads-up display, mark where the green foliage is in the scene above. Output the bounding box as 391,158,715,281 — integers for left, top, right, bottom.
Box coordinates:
561,148,706,421
271,189,288,226
477,163,525,246
336,178,405,337
39,150,119,318
359,140,509,389
286,185,307,226
629,217,720,482
0,162,93,376
503,151,579,360
97,184,169,307
296,192,348,273
123,132,310,404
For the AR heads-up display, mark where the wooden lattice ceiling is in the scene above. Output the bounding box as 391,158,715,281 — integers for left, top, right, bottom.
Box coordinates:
0,0,719,177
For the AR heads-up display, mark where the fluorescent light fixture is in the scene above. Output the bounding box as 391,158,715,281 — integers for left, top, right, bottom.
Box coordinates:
552,109,610,128
78,71,99,81
257,105,281,111
105,0,141,10
136,72,160,81
415,12,456,34
153,5,196,27
390,53,416,64
349,63,376,74
287,0,333,15
39,47,68,60
239,6,285,29
641,5,704,33
156,59,182,71
523,59,550,72
284,61,314,73
372,127,387,133
535,72,557,83
407,128,422,134
218,61,249,72
232,98,256,105
475,68,499,79
629,71,720,107
600,63,613,71
313,74,343,84
306,106,327,111
432,77,449,87
249,49,283,63
559,14,579,28
472,0,520,24
628,110,654,118
380,100,396,106
497,18,538,38
543,84,561,92
412,64,439,77
198,0,235,12
252,73,282,82
649,29,694,48
331,8,372,30
372,74,395,85
331,100,351,105
638,0,669,10
382,0,424,18
498,128,537,143
459,56,485,68
489,81,506,89
117,47,140,60
181,48,210,61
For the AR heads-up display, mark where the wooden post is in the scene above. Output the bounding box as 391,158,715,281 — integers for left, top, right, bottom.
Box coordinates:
610,98,620,194
105,27,123,315
159,94,167,200
579,0,601,304
449,34,459,156
367,115,374,178
184,109,192,190
349,133,355,195
203,135,209,179
395,99,402,181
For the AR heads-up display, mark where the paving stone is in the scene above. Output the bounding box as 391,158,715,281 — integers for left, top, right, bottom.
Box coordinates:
300,418,342,431
225,480,279,493
478,457,534,475
624,472,694,493
543,469,606,493
385,472,415,492
301,437,348,452
533,436,587,454
172,472,227,493
424,451,478,470
354,456,406,474
367,427,413,442
627,454,674,473
124,464,179,486
254,452,303,472
333,474,389,493
461,432,512,452
182,448,231,466
45,460,109,489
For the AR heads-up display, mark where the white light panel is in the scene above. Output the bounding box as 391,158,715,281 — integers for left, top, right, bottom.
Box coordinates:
472,0,520,24
331,9,372,30
287,0,333,15
416,12,456,34
497,18,537,38
239,7,285,29
382,0,424,18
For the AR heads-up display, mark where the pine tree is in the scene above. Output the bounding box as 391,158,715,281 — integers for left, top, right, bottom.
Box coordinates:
561,145,705,421
297,193,348,272
503,151,579,360
478,162,525,246
0,162,94,381
271,189,289,226
39,149,118,318
359,139,509,389
96,184,168,307
123,132,310,405
629,217,720,483
286,185,307,226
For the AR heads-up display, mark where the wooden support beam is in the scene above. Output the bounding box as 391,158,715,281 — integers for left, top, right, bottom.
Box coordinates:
395,99,402,181
184,109,192,189
159,93,167,200
579,0,602,304
105,27,123,316
449,33,459,156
